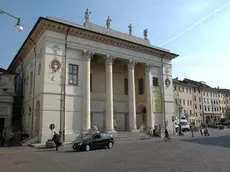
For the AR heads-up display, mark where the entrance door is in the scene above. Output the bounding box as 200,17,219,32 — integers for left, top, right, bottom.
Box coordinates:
0,118,5,139
92,113,104,132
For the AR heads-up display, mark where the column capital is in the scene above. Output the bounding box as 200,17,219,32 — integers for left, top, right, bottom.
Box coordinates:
128,60,137,69
105,55,116,64
82,49,94,60
145,63,153,72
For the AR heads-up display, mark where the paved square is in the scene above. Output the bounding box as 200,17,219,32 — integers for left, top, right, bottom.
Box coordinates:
1,131,230,172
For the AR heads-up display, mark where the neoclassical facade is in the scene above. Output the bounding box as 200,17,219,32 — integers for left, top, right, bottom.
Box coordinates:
8,16,178,143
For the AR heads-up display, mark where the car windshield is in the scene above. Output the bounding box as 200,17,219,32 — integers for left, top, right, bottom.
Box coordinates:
180,122,187,125
83,134,94,140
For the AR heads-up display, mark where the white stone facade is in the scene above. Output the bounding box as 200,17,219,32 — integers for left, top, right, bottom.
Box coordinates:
9,17,178,143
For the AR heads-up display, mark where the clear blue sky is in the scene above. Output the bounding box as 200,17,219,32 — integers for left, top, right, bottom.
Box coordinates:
1,0,230,88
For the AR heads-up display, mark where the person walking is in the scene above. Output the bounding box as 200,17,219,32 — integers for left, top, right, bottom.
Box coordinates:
204,127,210,136
149,127,153,138
52,132,61,151
164,128,169,138
191,122,195,137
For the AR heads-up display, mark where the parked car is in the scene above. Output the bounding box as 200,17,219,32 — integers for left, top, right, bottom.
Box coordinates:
72,133,114,151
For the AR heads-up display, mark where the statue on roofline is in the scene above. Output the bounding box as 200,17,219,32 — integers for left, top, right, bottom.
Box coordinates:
144,29,148,39
128,23,132,35
84,8,91,24
106,16,112,29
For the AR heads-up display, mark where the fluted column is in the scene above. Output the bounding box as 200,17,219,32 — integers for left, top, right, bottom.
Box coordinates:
145,64,154,128
105,55,116,132
81,50,94,131
128,60,137,132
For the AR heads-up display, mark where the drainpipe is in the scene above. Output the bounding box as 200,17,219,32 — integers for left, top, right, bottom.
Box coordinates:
60,26,70,143
29,38,37,138
160,54,166,130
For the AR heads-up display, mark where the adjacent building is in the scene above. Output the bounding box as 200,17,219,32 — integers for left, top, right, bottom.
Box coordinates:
0,68,15,137
7,14,178,143
173,78,230,125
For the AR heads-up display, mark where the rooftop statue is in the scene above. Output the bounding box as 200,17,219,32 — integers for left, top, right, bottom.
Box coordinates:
128,24,132,35
106,16,112,29
84,8,91,23
144,29,148,39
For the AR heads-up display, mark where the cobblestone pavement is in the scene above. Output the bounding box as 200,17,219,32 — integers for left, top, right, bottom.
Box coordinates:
1,130,230,172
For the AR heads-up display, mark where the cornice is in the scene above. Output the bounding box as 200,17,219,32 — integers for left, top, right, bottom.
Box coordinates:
10,17,179,69
43,20,177,59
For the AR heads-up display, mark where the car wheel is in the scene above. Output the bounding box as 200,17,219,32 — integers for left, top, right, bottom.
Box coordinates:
108,142,113,149
85,145,90,151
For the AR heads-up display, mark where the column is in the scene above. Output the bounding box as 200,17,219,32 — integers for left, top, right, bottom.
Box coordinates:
145,64,154,128
105,55,116,132
81,50,93,131
128,60,137,132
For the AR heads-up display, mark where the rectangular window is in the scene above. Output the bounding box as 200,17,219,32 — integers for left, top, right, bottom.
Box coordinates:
124,78,128,95
190,100,192,105
152,77,158,86
138,78,144,95
68,64,79,85
187,100,189,105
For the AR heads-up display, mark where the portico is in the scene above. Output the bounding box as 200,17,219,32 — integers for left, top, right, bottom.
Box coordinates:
82,51,158,133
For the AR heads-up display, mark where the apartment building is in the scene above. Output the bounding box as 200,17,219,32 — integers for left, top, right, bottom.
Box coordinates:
173,78,230,125
173,78,202,125
219,89,230,118
202,88,222,121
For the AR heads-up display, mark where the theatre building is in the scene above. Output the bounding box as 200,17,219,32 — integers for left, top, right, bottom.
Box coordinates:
8,14,178,143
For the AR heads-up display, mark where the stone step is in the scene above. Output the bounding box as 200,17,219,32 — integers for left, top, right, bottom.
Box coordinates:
111,132,149,141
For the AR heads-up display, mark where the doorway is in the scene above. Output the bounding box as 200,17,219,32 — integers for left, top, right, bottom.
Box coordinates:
136,104,147,130
0,118,5,139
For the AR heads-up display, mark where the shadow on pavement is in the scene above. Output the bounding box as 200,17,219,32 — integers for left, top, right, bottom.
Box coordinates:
180,135,230,148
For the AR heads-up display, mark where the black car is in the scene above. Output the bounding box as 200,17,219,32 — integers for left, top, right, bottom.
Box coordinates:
72,133,114,151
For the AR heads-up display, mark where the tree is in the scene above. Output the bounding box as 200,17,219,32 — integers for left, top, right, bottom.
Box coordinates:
225,109,230,128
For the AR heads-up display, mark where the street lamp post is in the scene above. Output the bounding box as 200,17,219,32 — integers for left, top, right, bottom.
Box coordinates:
176,88,183,136
178,105,183,135
0,10,23,31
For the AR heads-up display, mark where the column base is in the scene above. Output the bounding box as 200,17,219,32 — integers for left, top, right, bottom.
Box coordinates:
106,129,117,134
129,128,139,132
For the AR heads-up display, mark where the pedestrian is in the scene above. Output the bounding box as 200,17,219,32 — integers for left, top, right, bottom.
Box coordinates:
164,128,169,138
204,128,210,136
149,127,153,138
191,122,195,137
9,133,14,146
200,126,203,136
158,125,162,138
52,132,61,151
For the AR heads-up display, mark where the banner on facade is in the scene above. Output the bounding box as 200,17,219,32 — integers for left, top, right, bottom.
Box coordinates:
152,86,162,113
